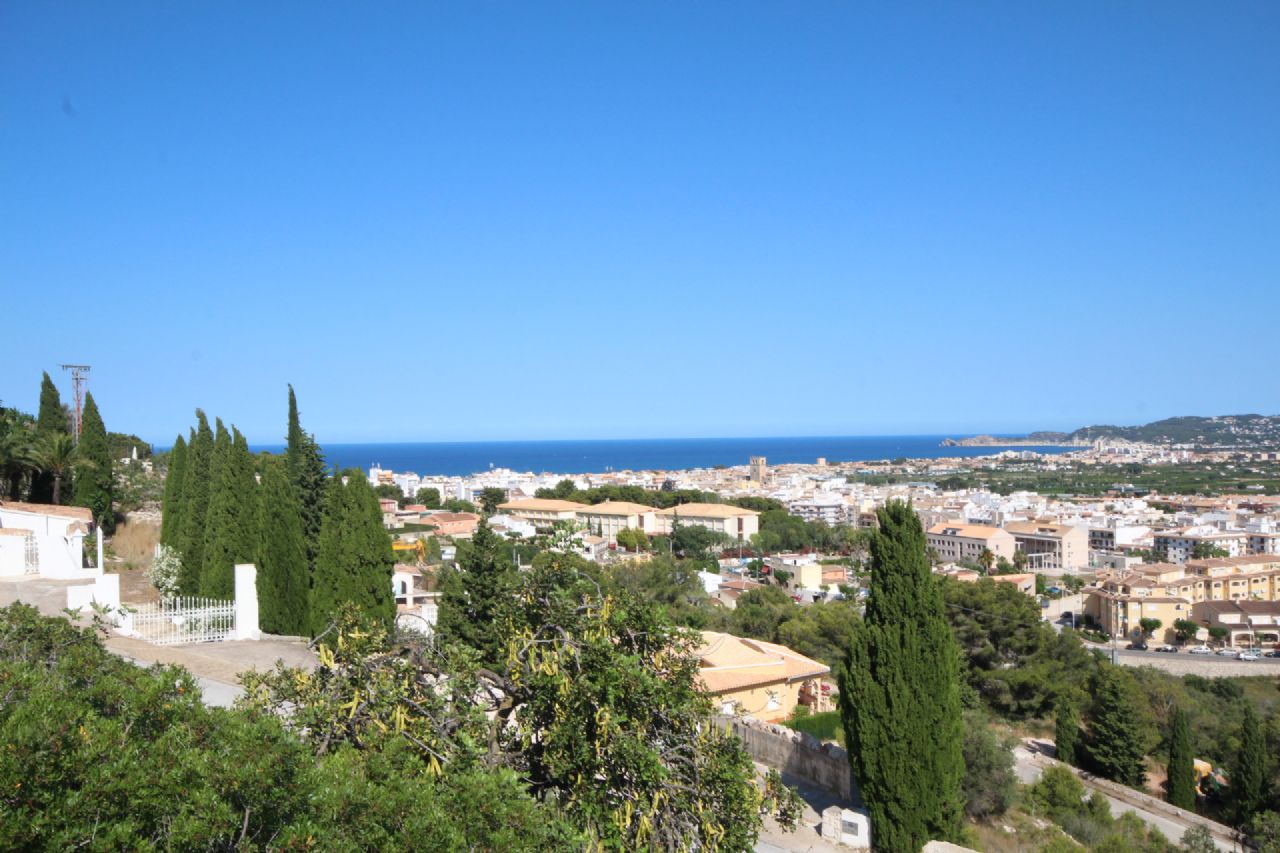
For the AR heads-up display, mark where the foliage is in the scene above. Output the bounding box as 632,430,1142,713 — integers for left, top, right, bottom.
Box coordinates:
601,555,710,629
1056,695,1081,767
201,425,260,598
177,412,214,592
159,433,187,546
478,486,506,514
1247,811,1280,853
435,518,517,666
1166,708,1196,811
1179,825,1216,853
256,458,310,636
1173,619,1200,644
786,709,844,745
373,482,404,503
286,385,328,573
146,544,183,598
415,486,441,508
0,603,580,851
309,470,396,635
1138,618,1162,639
1230,705,1269,825
961,711,1016,820
943,576,1096,719
71,392,114,533
615,526,650,552
839,500,964,852
29,371,66,503
1087,666,1149,787
443,498,477,513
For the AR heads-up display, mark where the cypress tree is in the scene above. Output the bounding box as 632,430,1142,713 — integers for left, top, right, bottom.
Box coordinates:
285,386,326,570
436,518,515,665
1167,707,1196,810
1230,705,1268,825
178,413,214,593
838,500,964,853
160,435,188,547
1087,666,1146,787
1055,695,1080,767
71,393,114,533
201,425,258,599
31,371,67,503
256,458,310,636
310,470,395,635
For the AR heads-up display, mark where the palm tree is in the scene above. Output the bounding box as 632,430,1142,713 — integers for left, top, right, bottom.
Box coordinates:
33,432,90,505
0,417,39,500
978,548,995,575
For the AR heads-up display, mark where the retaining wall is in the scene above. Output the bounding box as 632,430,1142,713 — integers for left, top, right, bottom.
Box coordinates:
715,714,857,803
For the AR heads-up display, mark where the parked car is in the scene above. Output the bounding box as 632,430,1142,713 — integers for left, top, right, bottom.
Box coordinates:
1188,646,1213,655
1126,641,1148,651
1217,648,1239,657
1265,649,1280,658
1237,651,1260,662
1154,645,1178,653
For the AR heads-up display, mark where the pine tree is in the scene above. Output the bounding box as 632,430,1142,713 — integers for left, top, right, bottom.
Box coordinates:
178,413,214,593
201,425,258,599
256,458,310,636
1055,695,1080,767
309,470,395,636
285,386,326,571
1231,705,1268,825
1167,707,1196,810
838,500,964,853
31,371,67,503
71,393,114,533
436,518,516,665
160,435,188,547
1087,666,1146,787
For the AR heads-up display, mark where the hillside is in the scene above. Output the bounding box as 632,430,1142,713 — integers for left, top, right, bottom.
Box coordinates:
1068,414,1280,447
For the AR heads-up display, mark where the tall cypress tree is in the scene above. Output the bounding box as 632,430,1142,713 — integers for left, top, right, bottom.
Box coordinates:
285,386,326,571
178,413,214,593
436,518,516,665
1055,695,1080,767
160,434,188,547
71,393,114,533
256,458,310,636
1231,705,1268,825
1087,666,1146,787
310,470,395,636
31,372,67,503
839,500,964,853
201,425,258,599
1167,707,1196,810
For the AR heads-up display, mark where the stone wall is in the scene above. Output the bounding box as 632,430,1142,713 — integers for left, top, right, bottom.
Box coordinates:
715,714,857,803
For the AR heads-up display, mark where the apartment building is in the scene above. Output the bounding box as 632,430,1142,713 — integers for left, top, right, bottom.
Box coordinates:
575,501,656,544
496,498,587,529
1084,555,1280,642
788,496,848,526
925,523,1017,564
1005,521,1090,571
1152,527,1246,564
653,503,759,542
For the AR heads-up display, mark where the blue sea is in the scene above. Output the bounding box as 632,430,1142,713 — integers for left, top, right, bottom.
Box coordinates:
248,436,1077,477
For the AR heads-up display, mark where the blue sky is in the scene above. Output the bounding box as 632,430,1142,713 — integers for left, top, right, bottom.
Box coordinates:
2,2,1277,444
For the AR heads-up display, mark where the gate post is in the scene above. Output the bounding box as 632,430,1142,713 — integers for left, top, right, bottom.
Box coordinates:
233,563,261,641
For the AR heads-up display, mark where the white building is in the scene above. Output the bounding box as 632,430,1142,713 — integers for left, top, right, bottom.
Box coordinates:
0,501,98,579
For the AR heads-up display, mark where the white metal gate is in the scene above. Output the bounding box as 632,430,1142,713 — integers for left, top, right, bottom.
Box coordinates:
128,597,236,645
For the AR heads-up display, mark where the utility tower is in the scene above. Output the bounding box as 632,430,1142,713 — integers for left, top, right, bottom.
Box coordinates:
60,364,91,440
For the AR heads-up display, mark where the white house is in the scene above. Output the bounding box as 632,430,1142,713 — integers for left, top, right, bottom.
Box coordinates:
0,501,99,579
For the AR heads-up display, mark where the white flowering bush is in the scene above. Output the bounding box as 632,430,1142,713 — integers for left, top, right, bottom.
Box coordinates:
147,545,183,598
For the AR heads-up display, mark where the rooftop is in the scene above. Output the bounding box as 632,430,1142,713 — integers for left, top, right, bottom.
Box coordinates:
655,503,759,519
0,501,93,522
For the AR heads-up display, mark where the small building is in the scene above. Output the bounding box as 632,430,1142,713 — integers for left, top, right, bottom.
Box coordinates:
422,511,480,538
695,631,830,722
1005,520,1090,571
0,501,96,579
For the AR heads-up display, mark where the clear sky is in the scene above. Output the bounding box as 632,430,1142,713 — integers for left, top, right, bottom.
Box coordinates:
2,2,1277,444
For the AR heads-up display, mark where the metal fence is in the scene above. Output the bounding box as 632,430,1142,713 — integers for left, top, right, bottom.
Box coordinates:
128,597,236,645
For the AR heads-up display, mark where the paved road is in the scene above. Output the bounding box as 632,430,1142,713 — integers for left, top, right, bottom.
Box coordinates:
1013,744,1233,851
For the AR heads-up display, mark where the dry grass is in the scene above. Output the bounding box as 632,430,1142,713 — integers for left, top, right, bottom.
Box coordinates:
110,520,160,569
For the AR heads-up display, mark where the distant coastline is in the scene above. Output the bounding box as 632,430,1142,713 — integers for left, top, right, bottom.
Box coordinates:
247,435,1080,478
941,434,1088,448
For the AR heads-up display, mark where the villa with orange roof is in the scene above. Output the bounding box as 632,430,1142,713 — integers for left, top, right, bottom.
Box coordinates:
695,631,830,722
